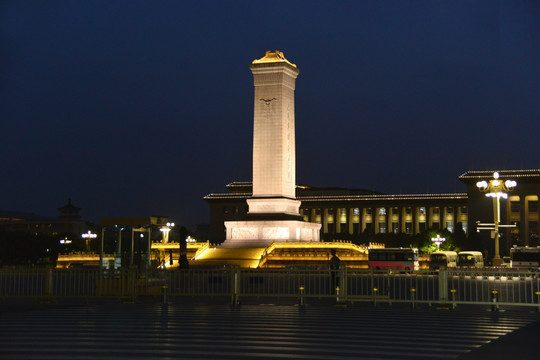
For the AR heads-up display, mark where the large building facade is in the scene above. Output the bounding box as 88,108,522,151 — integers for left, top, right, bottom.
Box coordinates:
205,169,540,258
206,182,468,241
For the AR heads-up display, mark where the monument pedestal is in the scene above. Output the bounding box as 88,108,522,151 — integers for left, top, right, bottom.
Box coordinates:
222,219,321,248
246,197,301,216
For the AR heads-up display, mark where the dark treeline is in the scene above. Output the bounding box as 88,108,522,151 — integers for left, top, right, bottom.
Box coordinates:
322,225,483,253
0,228,59,266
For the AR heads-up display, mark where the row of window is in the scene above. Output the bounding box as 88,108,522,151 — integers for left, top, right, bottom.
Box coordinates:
303,206,467,216
321,220,464,235
222,206,468,217
510,200,539,213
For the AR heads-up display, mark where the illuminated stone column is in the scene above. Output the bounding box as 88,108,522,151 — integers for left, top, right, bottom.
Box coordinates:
401,207,407,233
362,207,371,233
247,50,301,216
414,207,420,234
222,51,321,248
323,208,329,234
348,208,354,235
387,207,393,234
336,209,342,234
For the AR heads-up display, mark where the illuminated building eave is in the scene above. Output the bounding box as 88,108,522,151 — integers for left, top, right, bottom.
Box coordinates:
204,192,468,202
298,193,468,202
460,169,540,181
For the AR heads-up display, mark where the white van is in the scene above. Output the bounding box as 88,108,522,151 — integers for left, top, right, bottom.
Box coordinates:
429,251,457,270
457,251,484,267
510,247,540,269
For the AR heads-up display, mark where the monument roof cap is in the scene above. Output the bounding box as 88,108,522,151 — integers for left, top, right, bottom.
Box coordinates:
252,50,297,68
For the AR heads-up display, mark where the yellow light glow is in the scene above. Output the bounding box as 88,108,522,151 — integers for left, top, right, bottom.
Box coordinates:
252,50,297,68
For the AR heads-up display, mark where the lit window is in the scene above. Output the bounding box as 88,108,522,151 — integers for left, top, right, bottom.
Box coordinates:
378,208,386,215
405,222,412,234
529,221,539,236
510,202,520,213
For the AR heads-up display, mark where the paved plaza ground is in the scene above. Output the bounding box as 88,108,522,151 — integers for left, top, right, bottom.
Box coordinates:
1,298,539,359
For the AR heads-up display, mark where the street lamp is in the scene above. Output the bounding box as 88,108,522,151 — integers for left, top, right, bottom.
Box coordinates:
82,230,97,251
476,172,517,266
431,235,446,251
160,222,175,243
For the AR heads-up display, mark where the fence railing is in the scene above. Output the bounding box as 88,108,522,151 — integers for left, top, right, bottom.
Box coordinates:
1,267,539,309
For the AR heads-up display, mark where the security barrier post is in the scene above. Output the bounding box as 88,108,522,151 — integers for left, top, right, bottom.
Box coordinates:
162,285,168,305
231,267,240,306
450,289,457,310
491,290,499,312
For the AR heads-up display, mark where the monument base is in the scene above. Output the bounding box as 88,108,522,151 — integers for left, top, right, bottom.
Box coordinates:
222,219,322,248
247,197,301,216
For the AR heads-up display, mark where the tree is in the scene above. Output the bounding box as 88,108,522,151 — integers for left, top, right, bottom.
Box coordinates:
0,228,59,266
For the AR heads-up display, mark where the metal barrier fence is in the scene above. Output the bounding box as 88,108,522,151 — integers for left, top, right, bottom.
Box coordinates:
1,267,540,309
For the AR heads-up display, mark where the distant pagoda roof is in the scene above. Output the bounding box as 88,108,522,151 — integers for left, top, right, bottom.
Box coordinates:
58,198,80,212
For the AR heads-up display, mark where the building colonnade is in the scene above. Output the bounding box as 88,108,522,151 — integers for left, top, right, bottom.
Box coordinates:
300,205,468,236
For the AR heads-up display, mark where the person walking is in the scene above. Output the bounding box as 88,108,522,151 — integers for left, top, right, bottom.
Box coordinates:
330,249,341,293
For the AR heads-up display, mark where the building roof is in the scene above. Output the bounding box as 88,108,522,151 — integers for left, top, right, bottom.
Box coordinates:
205,193,467,202
459,169,540,183
224,182,383,196
100,216,170,226
58,198,80,212
251,50,297,68
204,182,468,203
0,211,51,222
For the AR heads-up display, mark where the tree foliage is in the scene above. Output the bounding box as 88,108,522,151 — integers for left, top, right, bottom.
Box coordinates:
0,228,59,266
324,226,484,254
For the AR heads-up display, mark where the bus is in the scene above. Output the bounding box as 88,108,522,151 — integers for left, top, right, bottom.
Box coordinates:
510,247,540,269
429,251,457,270
368,248,419,271
457,251,484,267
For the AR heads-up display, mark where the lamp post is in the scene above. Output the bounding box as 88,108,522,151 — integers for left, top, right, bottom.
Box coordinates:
476,172,517,266
431,235,446,251
160,222,175,243
82,230,97,251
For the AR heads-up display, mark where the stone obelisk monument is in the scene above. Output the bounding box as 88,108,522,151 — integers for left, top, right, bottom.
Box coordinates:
222,50,321,248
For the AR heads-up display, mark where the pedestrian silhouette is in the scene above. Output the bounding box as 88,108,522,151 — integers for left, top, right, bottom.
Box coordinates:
330,249,341,293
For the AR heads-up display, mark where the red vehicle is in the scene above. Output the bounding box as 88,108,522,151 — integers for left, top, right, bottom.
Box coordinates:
368,248,419,271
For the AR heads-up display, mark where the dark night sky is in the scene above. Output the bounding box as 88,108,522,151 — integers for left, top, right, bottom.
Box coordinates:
2,1,540,231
